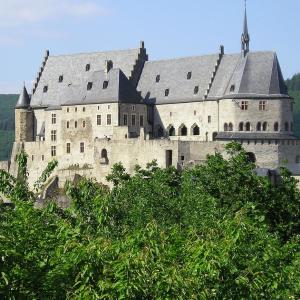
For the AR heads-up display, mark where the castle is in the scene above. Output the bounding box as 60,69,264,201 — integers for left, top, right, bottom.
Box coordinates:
5,7,300,187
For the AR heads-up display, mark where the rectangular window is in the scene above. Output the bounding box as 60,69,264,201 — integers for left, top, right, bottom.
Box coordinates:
80,142,85,153
123,114,128,126
259,100,267,111
51,114,56,124
208,115,211,123
241,101,249,110
131,114,136,126
97,115,101,125
51,146,56,157
107,114,111,125
139,115,144,126
51,130,57,142
66,143,71,154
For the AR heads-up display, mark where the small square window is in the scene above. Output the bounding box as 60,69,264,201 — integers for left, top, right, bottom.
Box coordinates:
59,75,63,83
103,81,109,89
241,101,249,110
181,155,185,160
155,75,160,83
165,89,169,97
43,85,48,93
87,82,93,90
194,86,199,94
86,64,90,71
187,72,192,80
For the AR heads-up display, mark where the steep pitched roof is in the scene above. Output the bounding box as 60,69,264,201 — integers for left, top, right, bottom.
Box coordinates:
30,48,144,107
16,85,30,108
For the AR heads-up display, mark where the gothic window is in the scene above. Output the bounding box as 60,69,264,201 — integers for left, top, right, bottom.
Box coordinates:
194,86,199,94
155,75,160,83
87,82,93,90
51,146,56,157
86,64,90,71
257,122,262,131
66,143,71,154
107,114,112,125
241,101,248,110
51,114,56,124
51,130,57,142
285,122,289,131
187,71,192,80
179,124,187,136
97,115,101,125
168,125,175,136
224,123,228,132
103,81,108,89
239,122,244,131
165,89,170,97
80,142,85,153
192,124,200,136
274,122,279,132
245,122,251,131
228,123,233,131
43,85,48,93
262,122,268,131
259,100,267,111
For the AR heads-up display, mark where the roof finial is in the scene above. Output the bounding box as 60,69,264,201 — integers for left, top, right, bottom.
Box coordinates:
241,0,250,56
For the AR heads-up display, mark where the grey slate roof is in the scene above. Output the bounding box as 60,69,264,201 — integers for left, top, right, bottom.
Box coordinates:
16,85,30,108
216,132,298,140
30,48,142,107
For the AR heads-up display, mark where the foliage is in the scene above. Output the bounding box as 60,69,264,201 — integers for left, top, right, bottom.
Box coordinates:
0,143,300,298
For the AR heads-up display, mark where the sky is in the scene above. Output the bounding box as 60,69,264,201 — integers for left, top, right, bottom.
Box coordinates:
0,0,299,93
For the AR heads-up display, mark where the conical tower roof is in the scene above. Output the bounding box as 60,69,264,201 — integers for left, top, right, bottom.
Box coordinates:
16,84,30,108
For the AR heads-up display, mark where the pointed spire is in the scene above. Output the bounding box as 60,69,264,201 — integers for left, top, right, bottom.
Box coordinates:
16,84,30,109
241,0,250,56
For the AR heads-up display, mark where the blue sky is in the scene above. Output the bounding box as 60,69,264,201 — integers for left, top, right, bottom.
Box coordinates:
0,0,298,93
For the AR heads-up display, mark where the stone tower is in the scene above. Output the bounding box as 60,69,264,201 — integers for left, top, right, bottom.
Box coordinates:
15,85,33,142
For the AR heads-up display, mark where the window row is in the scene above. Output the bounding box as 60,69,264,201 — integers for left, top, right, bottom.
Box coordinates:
122,114,144,126
51,142,85,156
66,104,112,113
240,100,268,111
155,71,193,83
235,121,293,132
156,124,200,137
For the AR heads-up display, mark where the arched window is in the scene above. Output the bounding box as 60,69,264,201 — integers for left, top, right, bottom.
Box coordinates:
192,124,200,136
212,132,218,141
224,123,228,132
256,122,261,131
179,124,187,136
262,122,268,131
285,122,289,131
291,122,294,132
168,125,175,136
228,123,233,131
239,122,244,131
245,122,251,131
274,122,279,132
100,148,108,164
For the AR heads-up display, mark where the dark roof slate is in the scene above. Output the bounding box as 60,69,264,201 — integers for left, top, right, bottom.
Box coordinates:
16,85,30,108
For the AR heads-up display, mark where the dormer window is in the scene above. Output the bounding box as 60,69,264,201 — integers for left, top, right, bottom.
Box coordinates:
59,75,63,83
187,71,192,80
87,82,93,90
230,84,235,92
86,64,90,71
194,86,199,94
43,85,48,93
155,75,160,83
165,89,169,97
103,81,108,89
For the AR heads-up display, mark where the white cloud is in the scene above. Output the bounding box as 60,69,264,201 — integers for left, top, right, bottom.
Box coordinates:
0,0,108,28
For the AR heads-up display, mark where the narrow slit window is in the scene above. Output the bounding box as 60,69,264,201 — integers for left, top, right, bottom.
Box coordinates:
59,75,63,83
103,81,109,89
43,85,48,93
155,75,160,83
86,64,90,71
187,71,192,80
194,86,199,94
165,89,169,97
87,82,93,90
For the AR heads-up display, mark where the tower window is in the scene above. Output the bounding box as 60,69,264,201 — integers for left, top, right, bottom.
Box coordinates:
51,130,57,142
51,146,56,157
194,86,199,94
80,142,85,153
86,64,90,71
187,71,192,80
87,82,93,90
43,85,48,93
59,75,63,83
259,101,267,111
155,75,160,83
103,81,109,89
97,115,101,125
66,143,71,154
241,101,248,110
165,89,169,97
51,114,56,124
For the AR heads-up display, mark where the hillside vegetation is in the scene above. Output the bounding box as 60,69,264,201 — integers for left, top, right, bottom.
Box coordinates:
0,144,299,298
